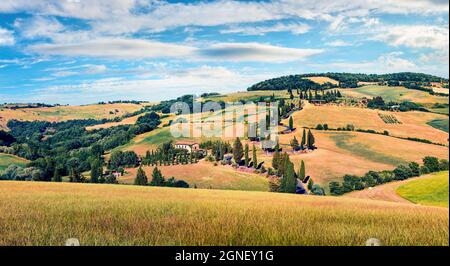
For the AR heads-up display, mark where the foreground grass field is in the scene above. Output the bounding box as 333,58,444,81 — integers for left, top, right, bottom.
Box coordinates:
0,181,447,246
397,171,449,208
0,153,28,171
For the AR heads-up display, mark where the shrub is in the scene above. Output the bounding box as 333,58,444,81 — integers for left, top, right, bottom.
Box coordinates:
439,159,449,171
423,156,440,172
420,165,430,175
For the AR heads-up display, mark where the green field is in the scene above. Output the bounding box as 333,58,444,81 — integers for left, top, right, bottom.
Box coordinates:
329,133,406,166
397,171,449,207
428,107,449,115
0,153,29,171
0,181,448,246
427,119,449,133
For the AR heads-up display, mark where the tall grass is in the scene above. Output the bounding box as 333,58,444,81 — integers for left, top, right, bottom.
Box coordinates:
0,181,447,246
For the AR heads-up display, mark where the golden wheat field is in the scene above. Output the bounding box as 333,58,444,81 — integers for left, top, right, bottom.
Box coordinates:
304,76,339,85
0,103,143,130
0,181,447,246
121,160,269,191
257,130,449,185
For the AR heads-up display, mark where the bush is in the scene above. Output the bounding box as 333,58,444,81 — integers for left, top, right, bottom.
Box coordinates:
393,165,413,180
439,159,449,171
310,184,325,195
420,165,430,175
423,156,440,172
329,156,445,196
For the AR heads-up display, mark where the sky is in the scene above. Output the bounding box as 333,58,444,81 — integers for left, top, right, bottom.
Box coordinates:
0,0,448,105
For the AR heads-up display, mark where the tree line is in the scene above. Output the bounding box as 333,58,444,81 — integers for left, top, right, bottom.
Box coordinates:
247,72,447,91
0,112,161,184
329,156,449,195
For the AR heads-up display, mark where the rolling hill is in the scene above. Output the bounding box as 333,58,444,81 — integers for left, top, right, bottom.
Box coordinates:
0,103,144,130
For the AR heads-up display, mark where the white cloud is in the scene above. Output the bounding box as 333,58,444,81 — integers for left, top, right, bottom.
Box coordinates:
14,16,64,39
48,64,107,77
373,25,449,50
220,22,310,35
28,38,323,62
197,42,323,62
326,40,352,47
28,38,196,59
1,0,447,35
23,65,281,104
311,52,419,74
0,27,14,46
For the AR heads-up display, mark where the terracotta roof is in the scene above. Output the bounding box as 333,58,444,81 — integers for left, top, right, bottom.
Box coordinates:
175,141,198,145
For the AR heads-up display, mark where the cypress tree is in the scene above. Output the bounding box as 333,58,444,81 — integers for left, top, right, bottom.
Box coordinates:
298,160,305,181
290,136,299,151
233,137,244,164
252,144,257,168
301,128,306,149
151,167,165,186
90,159,102,183
244,144,249,167
289,116,294,130
307,129,315,149
134,167,148,186
272,146,280,170
284,162,297,193
307,178,314,190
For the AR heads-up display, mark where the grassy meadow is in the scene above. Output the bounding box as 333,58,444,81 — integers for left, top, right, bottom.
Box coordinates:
0,181,448,246
397,171,449,208
0,153,29,171
427,119,449,133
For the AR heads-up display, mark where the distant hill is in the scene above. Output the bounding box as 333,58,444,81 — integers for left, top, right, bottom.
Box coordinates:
247,72,449,91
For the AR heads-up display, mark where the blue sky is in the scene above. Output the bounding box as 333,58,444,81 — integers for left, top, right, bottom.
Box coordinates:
0,0,448,105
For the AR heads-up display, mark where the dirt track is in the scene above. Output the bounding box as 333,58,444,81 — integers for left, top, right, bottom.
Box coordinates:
344,175,434,204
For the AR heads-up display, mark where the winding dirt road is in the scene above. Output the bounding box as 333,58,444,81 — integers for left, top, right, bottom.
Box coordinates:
343,175,434,204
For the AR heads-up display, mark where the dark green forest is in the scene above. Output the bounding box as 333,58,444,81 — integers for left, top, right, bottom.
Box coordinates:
247,72,448,91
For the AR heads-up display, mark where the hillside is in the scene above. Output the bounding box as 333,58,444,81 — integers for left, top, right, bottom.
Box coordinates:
289,102,449,145
344,171,449,207
0,181,447,246
0,103,144,130
341,85,448,107
247,72,448,91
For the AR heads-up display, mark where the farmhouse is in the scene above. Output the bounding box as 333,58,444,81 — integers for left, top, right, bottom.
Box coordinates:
310,99,326,106
174,141,200,153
